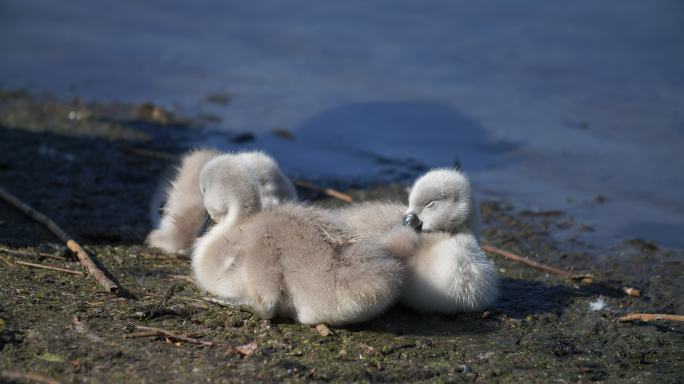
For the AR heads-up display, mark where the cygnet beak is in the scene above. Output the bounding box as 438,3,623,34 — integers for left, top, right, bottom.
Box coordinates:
401,212,423,232
197,211,215,237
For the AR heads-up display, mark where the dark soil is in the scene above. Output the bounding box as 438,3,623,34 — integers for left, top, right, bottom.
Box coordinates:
0,90,682,383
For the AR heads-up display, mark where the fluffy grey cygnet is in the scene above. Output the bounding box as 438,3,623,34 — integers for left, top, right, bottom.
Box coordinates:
406,169,480,240
193,163,420,325
337,168,498,314
229,152,298,208
146,149,297,254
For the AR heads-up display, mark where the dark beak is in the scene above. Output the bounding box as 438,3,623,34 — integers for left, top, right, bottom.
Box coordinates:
197,211,215,237
401,212,423,232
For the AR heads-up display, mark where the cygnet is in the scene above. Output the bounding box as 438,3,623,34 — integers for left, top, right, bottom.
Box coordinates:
193,162,420,325
337,168,498,313
146,149,296,254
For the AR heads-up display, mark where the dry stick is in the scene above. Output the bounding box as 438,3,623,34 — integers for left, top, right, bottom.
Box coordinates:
294,180,353,204
131,325,214,346
0,187,119,293
14,260,84,276
0,256,13,267
621,287,641,297
482,245,581,279
482,245,641,298
202,296,232,307
125,331,165,338
618,313,684,323
0,371,61,384
0,245,68,260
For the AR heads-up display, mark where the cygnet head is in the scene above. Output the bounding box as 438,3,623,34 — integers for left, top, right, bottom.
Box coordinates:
403,168,474,234
198,154,262,226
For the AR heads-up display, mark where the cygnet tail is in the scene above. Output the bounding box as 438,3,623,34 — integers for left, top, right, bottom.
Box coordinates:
403,234,499,313
446,245,498,312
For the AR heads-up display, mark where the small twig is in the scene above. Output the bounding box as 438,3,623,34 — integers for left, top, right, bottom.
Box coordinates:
618,313,684,323
483,245,641,297
315,323,333,337
125,331,165,338
0,371,61,384
0,246,68,260
201,296,255,314
233,340,257,356
0,256,13,267
483,245,579,278
0,187,119,293
381,343,416,356
202,296,227,306
159,284,181,307
131,325,214,346
169,274,194,283
201,296,240,307
294,180,353,204
14,260,84,276
357,342,381,356
621,287,641,297
142,293,208,308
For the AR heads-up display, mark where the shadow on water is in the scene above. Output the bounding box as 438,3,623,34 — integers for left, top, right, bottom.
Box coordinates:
215,101,519,186
295,101,519,181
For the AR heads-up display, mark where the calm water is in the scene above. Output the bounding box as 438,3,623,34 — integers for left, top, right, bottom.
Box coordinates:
2,1,683,248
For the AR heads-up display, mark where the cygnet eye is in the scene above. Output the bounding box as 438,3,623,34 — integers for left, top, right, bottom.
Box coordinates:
425,201,435,209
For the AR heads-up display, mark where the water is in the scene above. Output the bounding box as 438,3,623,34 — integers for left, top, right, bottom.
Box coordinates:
1,1,683,248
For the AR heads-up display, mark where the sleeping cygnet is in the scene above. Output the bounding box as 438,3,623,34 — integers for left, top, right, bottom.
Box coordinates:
337,168,498,314
193,162,420,325
146,149,297,255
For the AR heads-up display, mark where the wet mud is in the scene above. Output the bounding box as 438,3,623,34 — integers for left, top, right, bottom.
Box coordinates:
0,91,682,383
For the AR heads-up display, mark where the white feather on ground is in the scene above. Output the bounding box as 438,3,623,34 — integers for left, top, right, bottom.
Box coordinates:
589,296,607,312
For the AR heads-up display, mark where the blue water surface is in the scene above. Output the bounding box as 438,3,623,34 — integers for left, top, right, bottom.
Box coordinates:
1,1,683,247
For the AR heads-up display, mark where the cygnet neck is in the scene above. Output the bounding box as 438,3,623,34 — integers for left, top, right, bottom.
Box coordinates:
218,165,263,229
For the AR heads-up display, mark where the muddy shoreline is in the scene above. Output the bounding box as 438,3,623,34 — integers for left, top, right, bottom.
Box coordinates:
0,91,682,383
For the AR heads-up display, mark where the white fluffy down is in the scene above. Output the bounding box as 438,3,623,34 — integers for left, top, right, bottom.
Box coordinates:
191,218,244,299
401,233,498,313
